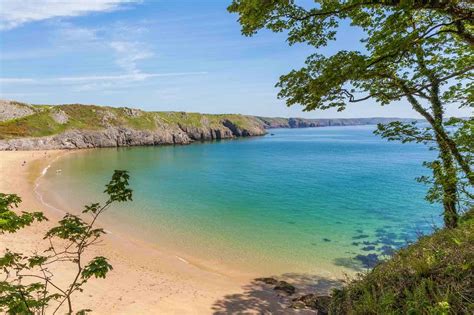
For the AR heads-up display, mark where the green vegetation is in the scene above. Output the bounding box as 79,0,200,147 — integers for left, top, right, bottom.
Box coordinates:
218,113,263,130
0,171,133,314
123,112,157,130
230,1,473,313
229,0,473,228
154,111,261,130
328,209,474,314
0,103,263,140
59,104,113,130
0,110,67,139
155,111,223,128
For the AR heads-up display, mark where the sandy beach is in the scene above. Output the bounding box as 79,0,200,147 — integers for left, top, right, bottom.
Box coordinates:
0,150,325,314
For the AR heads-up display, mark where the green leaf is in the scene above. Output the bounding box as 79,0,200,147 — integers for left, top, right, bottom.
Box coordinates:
81,256,113,280
104,170,133,203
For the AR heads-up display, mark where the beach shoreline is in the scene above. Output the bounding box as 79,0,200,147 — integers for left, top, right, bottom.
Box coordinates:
0,150,335,314
0,150,249,313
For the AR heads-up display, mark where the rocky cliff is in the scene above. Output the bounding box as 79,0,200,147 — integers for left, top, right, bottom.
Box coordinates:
0,101,267,150
256,116,415,128
0,100,415,151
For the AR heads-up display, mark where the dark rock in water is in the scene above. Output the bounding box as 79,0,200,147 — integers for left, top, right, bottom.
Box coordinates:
323,238,331,242
291,294,331,314
356,229,364,234
375,228,386,234
255,277,278,285
379,245,395,256
274,281,296,295
362,240,379,246
378,236,404,247
352,234,370,240
361,245,376,251
355,253,380,268
333,257,362,270
352,242,360,246
398,232,411,241
385,232,398,239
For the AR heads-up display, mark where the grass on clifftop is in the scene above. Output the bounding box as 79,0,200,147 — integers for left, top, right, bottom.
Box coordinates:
155,112,224,128
155,112,260,130
0,104,263,139
0,110,67,138
328,210,474,314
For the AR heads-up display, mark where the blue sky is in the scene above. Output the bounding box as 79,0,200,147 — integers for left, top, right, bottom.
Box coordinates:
0,0,469,118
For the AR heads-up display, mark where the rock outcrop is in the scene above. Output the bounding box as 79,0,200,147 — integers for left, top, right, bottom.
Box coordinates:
0,100,36,122
50,109,69,124
0,100,419,151
256,116,417,128
0,124,265,151
291,294,331,314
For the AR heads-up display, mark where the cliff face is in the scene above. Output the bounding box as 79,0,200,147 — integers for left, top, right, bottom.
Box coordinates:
0,100,415,151
256,116,415,128
0,100,36,122
0,127,191,150
0,101,267,150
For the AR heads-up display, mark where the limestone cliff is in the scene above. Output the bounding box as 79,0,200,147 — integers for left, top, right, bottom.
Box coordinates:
0,100,415,151
0,101,266,150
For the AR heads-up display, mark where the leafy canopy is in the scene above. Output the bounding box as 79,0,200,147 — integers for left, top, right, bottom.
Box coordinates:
229,0,473,112
0,170,133,315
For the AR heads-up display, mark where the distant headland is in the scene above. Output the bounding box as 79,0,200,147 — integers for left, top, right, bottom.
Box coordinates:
0,99,416,150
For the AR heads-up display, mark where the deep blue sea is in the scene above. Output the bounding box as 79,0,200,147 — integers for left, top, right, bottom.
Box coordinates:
39,125,441,277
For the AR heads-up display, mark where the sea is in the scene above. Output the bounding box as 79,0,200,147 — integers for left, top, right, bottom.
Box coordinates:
37,125,441,277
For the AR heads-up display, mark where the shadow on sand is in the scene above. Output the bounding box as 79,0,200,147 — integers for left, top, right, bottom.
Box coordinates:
211,273,343,314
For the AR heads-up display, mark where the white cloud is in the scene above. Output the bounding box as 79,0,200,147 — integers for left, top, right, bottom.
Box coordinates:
0,78,37,83
57,72,208,82
0,9,208,93
50,22,156,81
0,72,208,91
0,72,207,83
55,22,99,42
0,0,139,30
109,41,154,74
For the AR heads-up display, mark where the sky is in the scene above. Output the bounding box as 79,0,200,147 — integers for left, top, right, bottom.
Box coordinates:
0,0,470,118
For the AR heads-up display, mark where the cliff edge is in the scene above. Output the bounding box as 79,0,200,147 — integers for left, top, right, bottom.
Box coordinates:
0,100,413,150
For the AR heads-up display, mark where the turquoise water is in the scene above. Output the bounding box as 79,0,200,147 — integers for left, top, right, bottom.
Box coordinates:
39,126,441,276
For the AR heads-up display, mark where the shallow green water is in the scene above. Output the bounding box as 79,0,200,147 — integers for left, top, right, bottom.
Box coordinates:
38,126,441,276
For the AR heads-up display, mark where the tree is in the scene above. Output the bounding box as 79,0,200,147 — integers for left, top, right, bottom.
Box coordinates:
0,170,132,314
229,0,473,227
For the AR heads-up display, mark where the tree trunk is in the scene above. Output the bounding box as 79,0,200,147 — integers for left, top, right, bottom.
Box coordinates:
431,123,474,187
403,88,459,228
437,136,458,228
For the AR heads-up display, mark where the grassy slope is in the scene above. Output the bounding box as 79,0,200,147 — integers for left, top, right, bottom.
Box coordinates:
0,103,262,139
329,210,474,314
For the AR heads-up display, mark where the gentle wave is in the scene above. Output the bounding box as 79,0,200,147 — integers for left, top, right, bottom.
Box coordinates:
34,157,66,215
176,256,190,264
34,155,115,236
